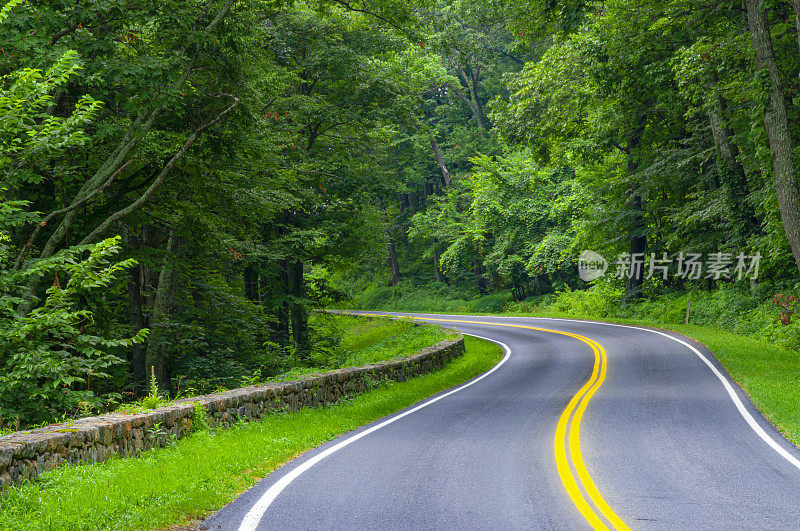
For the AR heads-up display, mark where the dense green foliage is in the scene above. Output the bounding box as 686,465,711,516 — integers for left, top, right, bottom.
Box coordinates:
338,0,800,356
4,0,800,426
0,337,501,530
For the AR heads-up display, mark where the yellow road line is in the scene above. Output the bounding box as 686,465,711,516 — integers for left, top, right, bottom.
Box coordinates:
368,314,630,531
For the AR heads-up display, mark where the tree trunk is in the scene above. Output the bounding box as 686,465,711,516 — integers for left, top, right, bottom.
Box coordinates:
432,243,443,283
474,264,489,295
746,0,800,272
387,236,401,285
121,224,147,394
274,259,291,349
430,135,451,186
625,191,646,301
624,125,646,302
145,230,180,393
707,93,759,239
127,265,147,394
287,260,309,360
244,265,259,302
381,212,401,285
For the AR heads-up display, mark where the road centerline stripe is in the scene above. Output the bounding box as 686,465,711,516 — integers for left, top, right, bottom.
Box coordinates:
391,316,630,531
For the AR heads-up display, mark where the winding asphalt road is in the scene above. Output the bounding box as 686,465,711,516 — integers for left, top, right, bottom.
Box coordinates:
207,312,800,530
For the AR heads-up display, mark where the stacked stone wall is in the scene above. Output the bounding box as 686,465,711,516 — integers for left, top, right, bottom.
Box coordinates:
0,337,464,489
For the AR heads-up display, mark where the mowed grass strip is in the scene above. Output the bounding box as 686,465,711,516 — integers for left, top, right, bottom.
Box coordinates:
267,314,455,382
333,314,457,366
0,337,502,531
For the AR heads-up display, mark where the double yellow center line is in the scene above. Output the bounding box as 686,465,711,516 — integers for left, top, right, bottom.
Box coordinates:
390,315,630,531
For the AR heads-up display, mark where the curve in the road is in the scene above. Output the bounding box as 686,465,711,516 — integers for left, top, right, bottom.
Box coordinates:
208,313,800,531
415,317,630,531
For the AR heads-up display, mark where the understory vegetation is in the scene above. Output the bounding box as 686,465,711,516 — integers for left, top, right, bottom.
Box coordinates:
345,280,800,351
0,337,501,531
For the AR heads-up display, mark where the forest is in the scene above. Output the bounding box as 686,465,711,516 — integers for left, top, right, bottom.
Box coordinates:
2,0,800,427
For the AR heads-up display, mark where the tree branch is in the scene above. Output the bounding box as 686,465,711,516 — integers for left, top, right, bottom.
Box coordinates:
79,94,239,245
13,160,132,270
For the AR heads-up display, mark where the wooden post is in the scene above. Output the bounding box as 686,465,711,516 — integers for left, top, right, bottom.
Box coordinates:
685,300,691,324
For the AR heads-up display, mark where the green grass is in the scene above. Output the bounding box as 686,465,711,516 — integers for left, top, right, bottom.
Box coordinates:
269,313,455,381
320,312,456,366
0,336,502,531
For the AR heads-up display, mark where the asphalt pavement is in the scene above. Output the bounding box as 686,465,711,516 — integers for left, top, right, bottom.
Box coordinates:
207,313,800,530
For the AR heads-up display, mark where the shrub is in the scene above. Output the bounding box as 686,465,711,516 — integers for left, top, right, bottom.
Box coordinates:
0,238,147,425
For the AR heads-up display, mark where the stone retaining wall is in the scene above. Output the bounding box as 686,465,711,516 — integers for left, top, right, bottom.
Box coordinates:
0,336,464,489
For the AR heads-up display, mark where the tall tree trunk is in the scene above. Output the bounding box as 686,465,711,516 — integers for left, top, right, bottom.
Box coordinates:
409,192,420,212
121,224,147,394
474,263,489,295
387,236,401,285
624,125,646,302
381,212,401,285
746,0,800,272
274,259,291,349
432,243,443,283
707,93,759,239
625,190,646,300
430,135,451,186
244,265,259,302
287,260,309,360
145,230,180,393
127,265,147,394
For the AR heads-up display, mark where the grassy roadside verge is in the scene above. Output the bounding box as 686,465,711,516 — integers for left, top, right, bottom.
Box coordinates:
0,336,502,531
272,313,456,381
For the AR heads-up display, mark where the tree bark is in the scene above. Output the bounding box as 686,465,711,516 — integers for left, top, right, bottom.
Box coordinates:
274,258,291,349
430,135,451,186
121,224,147,394
624,124,646,301
381,212,401,285
707,93,759,239
287,260,309,360
432,243,443,283
145,230,180,393
625,190,646,300
746,0,800,272
244,265,259,302
474,264,489,295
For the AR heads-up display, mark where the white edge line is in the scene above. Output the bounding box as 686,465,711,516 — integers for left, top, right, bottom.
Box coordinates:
501,315,800,472
237,334,512,531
